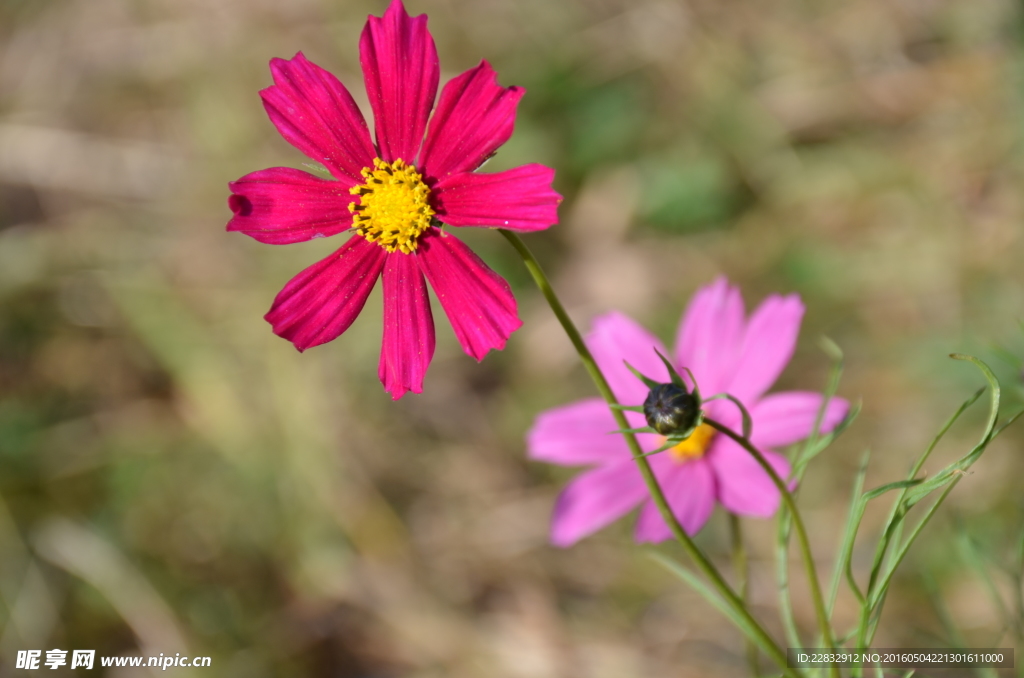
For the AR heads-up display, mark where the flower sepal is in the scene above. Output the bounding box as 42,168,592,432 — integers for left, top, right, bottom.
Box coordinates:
609,349,705,448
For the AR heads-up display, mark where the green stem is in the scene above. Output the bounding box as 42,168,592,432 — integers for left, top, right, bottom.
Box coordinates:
500,230,799,678
705,416,839,678
731,513,758,676
776,508,803,649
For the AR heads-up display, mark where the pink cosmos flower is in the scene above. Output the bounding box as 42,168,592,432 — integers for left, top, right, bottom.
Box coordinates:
527,278,849,546
227,0,561,400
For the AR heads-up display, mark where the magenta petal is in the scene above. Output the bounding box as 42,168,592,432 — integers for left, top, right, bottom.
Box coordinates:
260,53,376,183
432,164,561,231
708,437,792,518
265,236,385,351
674,277,745,397
587,312,670,407
416,228,521,361
419,60,524,180
379,252,435,400
359,0,439,164
550,459,647,547
527,398,630,466
750,392,850,449
635,458,716,542
726,293,805,404
227,168,355,244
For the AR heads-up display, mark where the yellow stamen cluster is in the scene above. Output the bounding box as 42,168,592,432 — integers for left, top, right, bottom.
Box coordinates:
349,158,435,254
668,423,716,463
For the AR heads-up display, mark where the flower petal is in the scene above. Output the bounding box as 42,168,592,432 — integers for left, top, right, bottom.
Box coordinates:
587,312,670,407
379,252,435,400
674,277,745,397
227,168,355,244
550,459,647,547
432,164,561,231
750,392,850,450
265,236,385,351
708,437,792,518
527,398,631,466
260,52,376,183
419,60,524,180
416,228,521,361
359,0,439,164
635,457,717,542
726,293,805,404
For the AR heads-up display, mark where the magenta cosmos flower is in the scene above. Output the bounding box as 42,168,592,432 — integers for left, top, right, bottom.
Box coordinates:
226,0,561,399
527,278,849,546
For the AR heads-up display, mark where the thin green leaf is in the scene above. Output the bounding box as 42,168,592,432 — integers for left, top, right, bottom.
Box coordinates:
992,407,1024,439
903,356,1000,507
867,483,957,639
706,393,754,440
653,347,687,390
828,450,869,617
796,338,845,470
682,367,701,402
863,479,924,500
864,357,1001,647
636,440,676,458
867,384,986,602
842,471,922,609
922,569,999,678
794,401,862,476
610,427,656,435
623,360,659,389
953,517,1010,629
650,551,802,676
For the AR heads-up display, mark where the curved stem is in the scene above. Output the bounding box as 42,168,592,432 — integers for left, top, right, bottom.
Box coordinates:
705,416,839,678
500,230,800,678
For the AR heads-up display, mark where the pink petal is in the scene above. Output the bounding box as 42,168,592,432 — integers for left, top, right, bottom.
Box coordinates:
419,60,524,180
707,437,792,518
587,312,670,407
750,392,850,450
379,252,435,400
227,167,355,244
432,164,561,231
674,277,745,397
359,0,439,164
550,459,647,547
527,398,631,466
635,457,717,542
260,52,376,183
265,236,385,351
726,293,805,404
416,228,521,361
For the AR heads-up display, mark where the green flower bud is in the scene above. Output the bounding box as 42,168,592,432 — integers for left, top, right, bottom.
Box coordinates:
643,382,701,436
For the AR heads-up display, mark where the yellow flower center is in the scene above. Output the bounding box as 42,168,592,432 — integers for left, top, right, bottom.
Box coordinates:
668,423,716,463
349,158,435,254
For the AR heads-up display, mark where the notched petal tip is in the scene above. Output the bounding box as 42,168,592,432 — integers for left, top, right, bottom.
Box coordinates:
259,52,376,183
264,238,386,351
382,0,410,19
225,167,355,244
432,163,561,231
420,60,525,179
228,193,252,217
360,0,438,164
379,252,435,399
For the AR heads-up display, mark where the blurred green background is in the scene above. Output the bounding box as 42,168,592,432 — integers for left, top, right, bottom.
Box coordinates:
2,0,1024,675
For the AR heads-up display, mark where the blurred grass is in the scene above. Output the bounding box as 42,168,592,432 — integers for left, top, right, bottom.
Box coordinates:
2,0,1024,675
